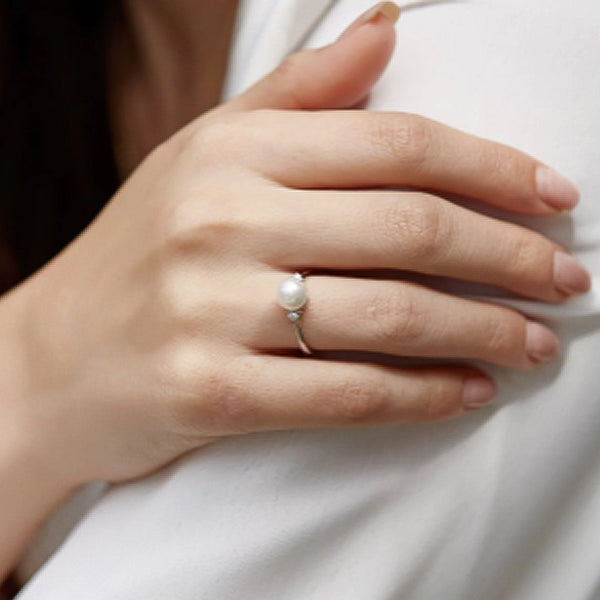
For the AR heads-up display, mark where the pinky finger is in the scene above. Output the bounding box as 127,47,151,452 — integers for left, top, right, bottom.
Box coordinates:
217,356,496,434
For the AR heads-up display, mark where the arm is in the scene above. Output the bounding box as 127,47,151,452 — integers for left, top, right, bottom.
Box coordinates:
0,286,78,583
0,434,75,584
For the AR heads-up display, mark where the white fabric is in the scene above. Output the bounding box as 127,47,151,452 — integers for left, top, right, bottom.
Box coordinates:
16,0,600,598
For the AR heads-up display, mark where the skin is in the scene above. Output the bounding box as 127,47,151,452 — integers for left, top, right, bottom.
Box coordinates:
0,1,591,586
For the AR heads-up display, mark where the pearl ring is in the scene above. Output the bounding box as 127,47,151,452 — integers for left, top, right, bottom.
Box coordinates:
277,272,312,355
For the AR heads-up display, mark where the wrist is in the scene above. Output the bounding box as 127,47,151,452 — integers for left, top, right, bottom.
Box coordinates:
0,377,80,581
0,420,80,580
0,282,83,579
0,281,84,492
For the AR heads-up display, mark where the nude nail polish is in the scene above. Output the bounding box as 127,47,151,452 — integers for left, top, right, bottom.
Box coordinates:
339,2,401,39
536,166,579,211
525,321,560,364
463,377,496,409
359,2,401,25
553,251,591,296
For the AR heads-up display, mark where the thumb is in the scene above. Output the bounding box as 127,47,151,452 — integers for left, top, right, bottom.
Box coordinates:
220,2,400,113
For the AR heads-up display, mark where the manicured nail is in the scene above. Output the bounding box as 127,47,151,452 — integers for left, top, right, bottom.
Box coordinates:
339,2,401,38
463,377,496,409
536,166,579,211
553,251,591,296
525,321,559,364
360,1,401,24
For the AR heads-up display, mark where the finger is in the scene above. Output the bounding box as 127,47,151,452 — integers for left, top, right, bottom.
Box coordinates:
248,275,559,369
243,110,579,214
250,189,591,301
214,355,496,433
215,3,399,114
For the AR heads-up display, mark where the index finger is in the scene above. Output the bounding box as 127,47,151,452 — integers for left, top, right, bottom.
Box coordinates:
242,110,579,215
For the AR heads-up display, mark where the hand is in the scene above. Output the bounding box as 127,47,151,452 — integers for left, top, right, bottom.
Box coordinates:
3,5,590,489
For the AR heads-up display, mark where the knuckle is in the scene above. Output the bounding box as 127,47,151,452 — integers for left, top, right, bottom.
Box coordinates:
367,113,433,167
394,371,463,423
480,142,525,186
482,312,524,361
186,118,231,159
162,196,240,259
275,51,305,79
159,342,215,411
333,375,391,424
484,318,513,355
166,352,258,435
211,378,257,434
163,197,201,240
156,267,220,329
366,287,424,346
507,233,550,284
155,267,198,326
420,377,461,421
377,195,449,260
406,198,447,257
185,112,256,164
155,262,245,337
210,355,273,433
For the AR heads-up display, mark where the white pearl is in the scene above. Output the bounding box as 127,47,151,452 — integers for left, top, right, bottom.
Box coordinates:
277,275,307,311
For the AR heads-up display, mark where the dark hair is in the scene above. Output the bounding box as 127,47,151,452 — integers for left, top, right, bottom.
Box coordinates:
0,0,121,289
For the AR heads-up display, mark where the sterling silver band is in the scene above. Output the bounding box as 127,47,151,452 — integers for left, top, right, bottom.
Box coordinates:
277,272,312,355
292,319,312,355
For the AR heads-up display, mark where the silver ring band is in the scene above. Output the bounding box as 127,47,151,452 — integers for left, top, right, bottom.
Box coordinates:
277,272,312,355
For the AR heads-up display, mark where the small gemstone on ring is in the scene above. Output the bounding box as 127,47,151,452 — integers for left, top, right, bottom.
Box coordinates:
277,272,312,355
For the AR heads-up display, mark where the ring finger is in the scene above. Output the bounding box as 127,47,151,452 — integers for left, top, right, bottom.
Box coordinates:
249,273,559,369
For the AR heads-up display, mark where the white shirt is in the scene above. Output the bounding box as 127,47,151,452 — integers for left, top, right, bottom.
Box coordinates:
17,1,600,598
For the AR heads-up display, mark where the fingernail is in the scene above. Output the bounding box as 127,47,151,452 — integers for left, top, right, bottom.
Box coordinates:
463,377,496,409
553,251,591,295
535,166,579,211
525,321,559,363
360,1,401,24
339,2,401,38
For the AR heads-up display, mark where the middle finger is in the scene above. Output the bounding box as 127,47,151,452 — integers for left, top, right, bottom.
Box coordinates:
256,188,590,302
